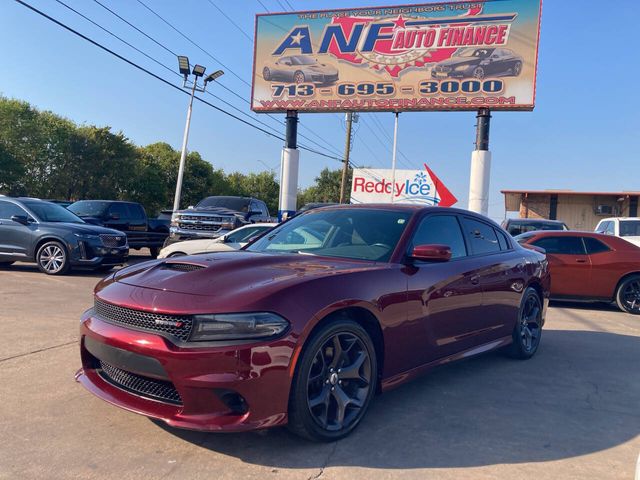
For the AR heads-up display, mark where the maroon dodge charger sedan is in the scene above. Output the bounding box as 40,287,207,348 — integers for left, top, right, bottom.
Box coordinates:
76,205,550,441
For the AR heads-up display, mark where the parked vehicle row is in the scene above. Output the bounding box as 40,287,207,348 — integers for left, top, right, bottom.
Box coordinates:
76,205,549,441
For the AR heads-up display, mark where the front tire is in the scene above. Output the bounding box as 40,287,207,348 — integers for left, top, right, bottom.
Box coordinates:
263,67,272,81
472,66,485,79
293,71,306,84
288,319,377,442
36,241,70,275
506,287,542,359
513,61,522,76
615,275,640,314
149,247,160,258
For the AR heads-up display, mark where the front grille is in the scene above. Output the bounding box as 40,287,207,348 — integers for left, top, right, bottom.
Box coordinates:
94,299,193,341
100,234,127,248
180,215,225,222
179,223,220,232
162,263,205,272
98,360,182,405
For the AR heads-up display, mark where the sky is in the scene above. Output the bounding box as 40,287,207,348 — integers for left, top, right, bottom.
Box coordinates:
1,0,639,221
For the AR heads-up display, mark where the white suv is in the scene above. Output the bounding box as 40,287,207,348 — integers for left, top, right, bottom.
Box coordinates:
595,217,640,248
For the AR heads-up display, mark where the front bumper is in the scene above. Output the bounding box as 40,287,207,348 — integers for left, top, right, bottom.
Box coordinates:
70,240,128,268
76,310,295,432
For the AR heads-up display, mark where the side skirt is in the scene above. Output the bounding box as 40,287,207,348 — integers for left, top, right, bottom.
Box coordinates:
380,335,513,392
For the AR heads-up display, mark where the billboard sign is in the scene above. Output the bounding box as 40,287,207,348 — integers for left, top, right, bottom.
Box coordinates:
252,1,541,113
350,165,457,206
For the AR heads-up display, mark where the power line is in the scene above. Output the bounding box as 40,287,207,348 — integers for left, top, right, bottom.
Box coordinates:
256,0,270,13
14,0,346,165
206,0,252,42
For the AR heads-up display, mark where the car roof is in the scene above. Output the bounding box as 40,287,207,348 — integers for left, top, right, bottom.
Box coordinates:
519,230,640,250
598,217,640,221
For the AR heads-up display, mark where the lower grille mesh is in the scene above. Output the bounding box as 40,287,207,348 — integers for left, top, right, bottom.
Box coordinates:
98,360,182,405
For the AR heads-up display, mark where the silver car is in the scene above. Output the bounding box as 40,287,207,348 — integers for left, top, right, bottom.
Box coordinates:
262,55,339,84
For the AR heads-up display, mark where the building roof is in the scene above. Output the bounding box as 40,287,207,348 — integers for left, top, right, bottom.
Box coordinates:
501,189,640,197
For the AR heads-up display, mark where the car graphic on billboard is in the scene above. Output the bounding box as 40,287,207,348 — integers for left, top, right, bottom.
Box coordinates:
431,48,524,80
262,55,339,85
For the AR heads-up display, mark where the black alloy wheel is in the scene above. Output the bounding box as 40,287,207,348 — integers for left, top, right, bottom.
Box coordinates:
506,287,542,359
288,319,377,441
473,66,485,79
616,275,640,314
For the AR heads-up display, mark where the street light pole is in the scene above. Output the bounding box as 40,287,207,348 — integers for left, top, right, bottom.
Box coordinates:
173,77,198,213
171,55,224,212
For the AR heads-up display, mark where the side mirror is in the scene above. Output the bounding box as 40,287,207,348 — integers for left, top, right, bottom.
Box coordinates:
410,244,451,262
11,215,30,226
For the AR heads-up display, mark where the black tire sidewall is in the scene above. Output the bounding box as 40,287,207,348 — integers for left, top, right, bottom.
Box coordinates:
288,319,377,442
149,247,160,258
36,241,69,275
616,276,640,314
509,287,542,359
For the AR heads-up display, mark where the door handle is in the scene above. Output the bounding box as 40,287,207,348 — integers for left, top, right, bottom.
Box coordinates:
470,275,480,285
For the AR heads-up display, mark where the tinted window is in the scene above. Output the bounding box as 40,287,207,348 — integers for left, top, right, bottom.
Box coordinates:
196,196,251,212
532,236,586,255
248,209,411,262
68,201,110,217
108,203,129,220
461,217,501,255
0,201,27,219
410,215,467,259
595,221,610,233
584,237,611,254
496,229,510,250
128,204,146,221
226,226,270,243
507,220,565,236
619,220,640,237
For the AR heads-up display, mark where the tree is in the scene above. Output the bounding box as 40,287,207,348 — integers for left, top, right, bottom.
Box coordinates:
298,167,352,206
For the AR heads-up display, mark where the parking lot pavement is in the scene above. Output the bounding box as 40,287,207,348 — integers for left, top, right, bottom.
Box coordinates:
1,253,639,480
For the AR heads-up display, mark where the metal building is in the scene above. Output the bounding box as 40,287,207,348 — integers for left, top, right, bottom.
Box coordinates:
501,190,640,231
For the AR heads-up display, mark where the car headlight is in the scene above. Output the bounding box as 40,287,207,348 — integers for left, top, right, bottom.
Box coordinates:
454,64,468,71
171,214,179,227
190,312,289,342
74,233,100,240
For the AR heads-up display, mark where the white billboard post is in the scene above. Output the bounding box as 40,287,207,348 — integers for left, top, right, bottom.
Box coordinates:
468,108,491,215
279,110,299,221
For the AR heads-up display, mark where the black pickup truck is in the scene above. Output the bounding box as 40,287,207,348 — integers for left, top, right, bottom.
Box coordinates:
68,200,169,257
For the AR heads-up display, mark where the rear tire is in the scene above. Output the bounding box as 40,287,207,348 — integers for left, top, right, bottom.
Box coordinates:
615,275,640,314
287,319,377,442
36,241,70,275
505,287,542,359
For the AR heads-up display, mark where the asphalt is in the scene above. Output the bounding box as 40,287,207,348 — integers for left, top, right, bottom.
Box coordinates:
1,251,639,479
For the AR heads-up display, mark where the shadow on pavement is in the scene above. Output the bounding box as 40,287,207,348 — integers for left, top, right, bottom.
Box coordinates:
155,329,639,469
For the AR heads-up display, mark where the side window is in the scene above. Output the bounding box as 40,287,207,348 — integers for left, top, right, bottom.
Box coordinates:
461,217,501,255
605,222,615,235
108,203,128,220
129,204,145,222
0,201,27,220
584,237,611,254
532,236,586,255
410,215,467,259
596,221,610,233
495,228,510,250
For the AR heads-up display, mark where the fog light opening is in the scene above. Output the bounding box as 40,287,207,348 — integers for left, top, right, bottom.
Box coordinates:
215,389,248,415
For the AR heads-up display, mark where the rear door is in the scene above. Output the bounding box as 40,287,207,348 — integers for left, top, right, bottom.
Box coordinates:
460,216,524,340
530,235,592,297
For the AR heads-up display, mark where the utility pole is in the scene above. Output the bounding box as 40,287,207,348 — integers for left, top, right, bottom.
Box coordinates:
340,112,357,204
468,108,492,215
390,112,399,203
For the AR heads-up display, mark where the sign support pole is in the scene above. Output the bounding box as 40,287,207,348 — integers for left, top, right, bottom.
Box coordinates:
279,110,299,222
468,108,492,216
390,112,399,203
339,112,353,204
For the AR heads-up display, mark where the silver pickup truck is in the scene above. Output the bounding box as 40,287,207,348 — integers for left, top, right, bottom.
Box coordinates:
168,196,271,245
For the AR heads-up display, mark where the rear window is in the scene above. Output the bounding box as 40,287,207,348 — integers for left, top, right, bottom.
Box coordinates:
619,221,640,237
584,237,610,254
507,221,566,236
461,217,501,255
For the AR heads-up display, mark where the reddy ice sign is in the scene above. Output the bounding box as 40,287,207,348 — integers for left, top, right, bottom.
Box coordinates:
350,165,457,206
252,0,542,113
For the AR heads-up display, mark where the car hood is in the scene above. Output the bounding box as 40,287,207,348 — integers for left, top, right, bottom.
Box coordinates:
437,57,479,68
42,222,124,236
175,207,243,217
113,251,386,297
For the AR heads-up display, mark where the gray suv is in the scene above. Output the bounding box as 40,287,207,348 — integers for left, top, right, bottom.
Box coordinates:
0,197,128,275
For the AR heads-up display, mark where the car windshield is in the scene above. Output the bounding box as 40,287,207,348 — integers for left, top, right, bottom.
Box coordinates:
196,197,250,212
25,201,85,223
619,220,640,237
246,208,411,262
291,56,317,65
459,48,493,58
513,232,538,244
226,225,272,243
507,221,565,235
68,201,110,217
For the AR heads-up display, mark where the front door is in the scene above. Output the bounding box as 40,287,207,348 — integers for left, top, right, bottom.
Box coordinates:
530,235,592,297
0,200,35,259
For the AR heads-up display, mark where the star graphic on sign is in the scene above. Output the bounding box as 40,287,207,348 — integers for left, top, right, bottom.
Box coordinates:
392,15,407,29
290,31,305,45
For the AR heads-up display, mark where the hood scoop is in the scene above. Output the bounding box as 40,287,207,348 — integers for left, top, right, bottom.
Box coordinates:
161,262,206,272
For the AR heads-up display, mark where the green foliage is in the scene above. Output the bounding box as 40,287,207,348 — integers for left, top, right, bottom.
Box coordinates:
0,96,351,217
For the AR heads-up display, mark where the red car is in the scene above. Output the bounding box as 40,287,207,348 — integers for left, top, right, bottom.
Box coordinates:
76,205,549,441
515,230,640,314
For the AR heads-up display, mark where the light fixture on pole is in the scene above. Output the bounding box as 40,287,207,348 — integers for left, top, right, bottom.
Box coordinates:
171,56,224,213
